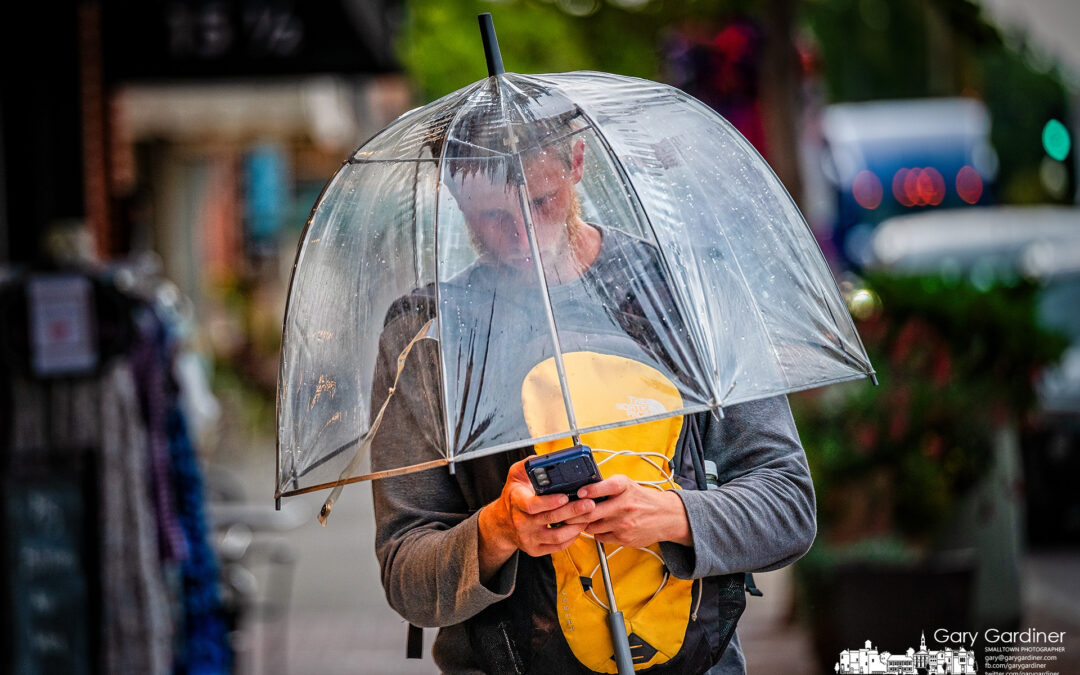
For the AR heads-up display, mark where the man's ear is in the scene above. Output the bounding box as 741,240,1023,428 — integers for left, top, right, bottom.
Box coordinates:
570,138,585,184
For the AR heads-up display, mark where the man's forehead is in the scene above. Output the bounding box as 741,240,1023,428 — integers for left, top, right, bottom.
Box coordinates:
448,152,568,196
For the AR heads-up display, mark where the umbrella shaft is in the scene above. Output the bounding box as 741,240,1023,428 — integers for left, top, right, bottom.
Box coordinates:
595,540,634,675
595,540,619,612
513,181,581,434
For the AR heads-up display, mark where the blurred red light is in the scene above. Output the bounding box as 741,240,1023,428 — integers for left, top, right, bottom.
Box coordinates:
893,168,914,207
956,165,983,204
922,167,945,206
894,167,945,207
905,169,924,206
852,170,883,209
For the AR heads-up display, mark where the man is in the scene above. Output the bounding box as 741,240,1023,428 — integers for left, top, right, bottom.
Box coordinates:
371,106,816,674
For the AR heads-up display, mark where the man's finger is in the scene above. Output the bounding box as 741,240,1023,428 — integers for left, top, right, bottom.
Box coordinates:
535,522,587,547
506,458,531,481
583,519,614,536
576,475,632,500
543,498,596,525
512,486,568,515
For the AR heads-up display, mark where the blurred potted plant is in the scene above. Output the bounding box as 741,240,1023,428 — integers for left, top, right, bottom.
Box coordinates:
790,273,1068,665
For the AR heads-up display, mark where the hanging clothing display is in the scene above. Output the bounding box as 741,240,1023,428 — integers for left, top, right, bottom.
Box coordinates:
0,267,230,675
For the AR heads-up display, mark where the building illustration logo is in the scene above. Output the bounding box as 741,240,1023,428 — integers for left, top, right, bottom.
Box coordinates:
835,631,978,674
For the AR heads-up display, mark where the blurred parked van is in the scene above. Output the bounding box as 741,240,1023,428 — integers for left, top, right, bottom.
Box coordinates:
820,98,997,269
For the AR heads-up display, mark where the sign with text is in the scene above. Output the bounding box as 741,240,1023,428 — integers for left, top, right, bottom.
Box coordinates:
102,0,401,82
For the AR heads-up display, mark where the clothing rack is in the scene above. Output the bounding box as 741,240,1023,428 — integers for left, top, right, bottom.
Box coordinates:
0,263,231,675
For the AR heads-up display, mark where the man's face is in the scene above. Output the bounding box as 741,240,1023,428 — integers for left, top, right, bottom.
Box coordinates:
452,139,585,272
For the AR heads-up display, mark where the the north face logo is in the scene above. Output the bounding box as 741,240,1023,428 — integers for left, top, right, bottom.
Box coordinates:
616,396,667,418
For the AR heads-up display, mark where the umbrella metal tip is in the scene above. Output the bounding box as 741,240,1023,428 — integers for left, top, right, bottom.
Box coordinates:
478,12,505,77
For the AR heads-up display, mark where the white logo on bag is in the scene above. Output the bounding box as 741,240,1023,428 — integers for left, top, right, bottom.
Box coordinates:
616,396,666,419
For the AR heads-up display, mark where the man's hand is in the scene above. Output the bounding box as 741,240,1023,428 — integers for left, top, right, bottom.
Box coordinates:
477,459,597,581
564,475,693,549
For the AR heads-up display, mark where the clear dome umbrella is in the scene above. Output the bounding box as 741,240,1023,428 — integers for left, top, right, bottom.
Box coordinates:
276,19,873,510
276,15,874,672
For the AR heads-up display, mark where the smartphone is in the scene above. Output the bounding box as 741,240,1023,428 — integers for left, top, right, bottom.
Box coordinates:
525,444,602,499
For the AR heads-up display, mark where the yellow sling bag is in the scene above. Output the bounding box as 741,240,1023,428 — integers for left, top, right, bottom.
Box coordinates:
522,351,698,673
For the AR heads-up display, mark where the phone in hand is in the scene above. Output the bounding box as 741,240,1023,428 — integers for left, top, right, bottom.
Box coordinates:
525,444,602,499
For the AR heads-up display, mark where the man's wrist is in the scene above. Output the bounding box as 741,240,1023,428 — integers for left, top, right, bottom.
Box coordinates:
477,502,518,581
662,490,694,547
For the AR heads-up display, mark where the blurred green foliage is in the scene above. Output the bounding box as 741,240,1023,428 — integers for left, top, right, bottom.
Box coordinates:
791,273,1069,549
398,0,1074,205
803,0,998,102
980,49,1073,204
395,0,767,100
398,1,653,99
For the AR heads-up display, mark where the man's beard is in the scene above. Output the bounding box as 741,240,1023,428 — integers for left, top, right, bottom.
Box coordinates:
468,193,585,279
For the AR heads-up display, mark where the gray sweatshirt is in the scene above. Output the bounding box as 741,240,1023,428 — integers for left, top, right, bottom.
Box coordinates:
370,228,817,674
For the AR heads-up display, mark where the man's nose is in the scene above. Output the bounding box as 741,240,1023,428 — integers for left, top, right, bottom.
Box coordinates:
501,209,529,244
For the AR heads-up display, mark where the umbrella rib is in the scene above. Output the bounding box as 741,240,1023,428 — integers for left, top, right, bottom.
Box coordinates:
277,458,451,498
570,104,724,408
448,402,716,465
348,158,439,164
679,93,875,385
277,161,352,502
587,102,790,396
433,83,488,464
499,81,582,439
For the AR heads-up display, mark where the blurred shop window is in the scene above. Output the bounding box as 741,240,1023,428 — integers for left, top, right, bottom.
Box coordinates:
244,143,291,261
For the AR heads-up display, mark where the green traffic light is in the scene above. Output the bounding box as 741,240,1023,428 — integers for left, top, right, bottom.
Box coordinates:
1042,119,1071,161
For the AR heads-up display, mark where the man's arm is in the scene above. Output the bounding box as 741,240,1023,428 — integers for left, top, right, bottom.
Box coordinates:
658,395,817,579
371,310,594,627
370,318,513,627
565,394,814,577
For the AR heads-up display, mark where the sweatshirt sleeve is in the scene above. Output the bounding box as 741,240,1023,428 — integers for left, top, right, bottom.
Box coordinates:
659,395,817,579
369,306,518,628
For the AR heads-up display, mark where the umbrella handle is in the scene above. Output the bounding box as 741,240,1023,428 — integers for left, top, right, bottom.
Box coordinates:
595,539,635,675
607,610,635,675
478,13,504,77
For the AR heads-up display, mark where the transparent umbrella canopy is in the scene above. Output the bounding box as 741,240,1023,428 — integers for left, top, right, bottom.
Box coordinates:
275,47,875,511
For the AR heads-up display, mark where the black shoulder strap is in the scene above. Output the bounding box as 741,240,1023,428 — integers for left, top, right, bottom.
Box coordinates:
687,412,764,599
406,623,423,659
686,413,709,491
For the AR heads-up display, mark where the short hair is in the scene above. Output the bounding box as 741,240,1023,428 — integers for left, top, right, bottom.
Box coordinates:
422,80,586,186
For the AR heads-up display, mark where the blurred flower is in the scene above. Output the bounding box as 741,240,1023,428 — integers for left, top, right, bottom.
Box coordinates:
791,272,1068,548
931,350,952,387
923,434,944,460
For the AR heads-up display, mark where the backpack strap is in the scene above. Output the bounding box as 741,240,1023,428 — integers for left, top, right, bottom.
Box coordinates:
744,573,764,597
686,414,709,491
406,623,423,659
686,413,765,599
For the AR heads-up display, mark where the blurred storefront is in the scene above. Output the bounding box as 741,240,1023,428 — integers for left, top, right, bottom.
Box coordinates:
98,0,412,391
0,3,411,673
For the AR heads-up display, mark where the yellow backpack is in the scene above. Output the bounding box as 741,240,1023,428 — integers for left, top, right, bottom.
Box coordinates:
523,351,696,672
464,347,743,673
